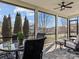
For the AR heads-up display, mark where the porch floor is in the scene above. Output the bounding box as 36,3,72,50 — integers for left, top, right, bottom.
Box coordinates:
43,44,79,59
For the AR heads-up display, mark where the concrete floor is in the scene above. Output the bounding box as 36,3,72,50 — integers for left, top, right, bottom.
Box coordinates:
43,44,79,59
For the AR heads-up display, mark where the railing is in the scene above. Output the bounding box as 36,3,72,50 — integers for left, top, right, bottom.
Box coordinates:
0,34,35,43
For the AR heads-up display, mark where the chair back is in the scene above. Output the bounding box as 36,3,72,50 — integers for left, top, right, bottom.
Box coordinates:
12,34,17,43
22,37,46,59
37,33,45,38
69,35,77,40
75,35,79,44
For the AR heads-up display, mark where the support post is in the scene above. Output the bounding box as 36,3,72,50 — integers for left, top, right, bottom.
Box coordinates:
67,18,69,39
55,15,58,49
34,9,38,39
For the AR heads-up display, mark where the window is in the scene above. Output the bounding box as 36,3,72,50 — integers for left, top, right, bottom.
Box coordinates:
57,17,67,40
69,17,78,36
0,2,34,38
38,12,45,32
38,12,55,43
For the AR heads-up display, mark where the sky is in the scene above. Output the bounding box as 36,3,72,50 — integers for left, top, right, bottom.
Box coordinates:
0,2,67,28
0,2,34,26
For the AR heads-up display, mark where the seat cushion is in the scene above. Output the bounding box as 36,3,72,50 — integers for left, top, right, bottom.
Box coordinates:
74,35,79,44
66,41,76,49
75,42,79,51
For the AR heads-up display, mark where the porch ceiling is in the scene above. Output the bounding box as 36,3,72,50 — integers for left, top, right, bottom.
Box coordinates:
21,0,79,18
1,0,79,18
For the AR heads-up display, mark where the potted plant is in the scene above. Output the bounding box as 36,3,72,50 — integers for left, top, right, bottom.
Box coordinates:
17,32,24,45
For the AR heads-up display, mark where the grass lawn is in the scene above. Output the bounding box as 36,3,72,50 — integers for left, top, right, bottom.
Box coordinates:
45,34,67,44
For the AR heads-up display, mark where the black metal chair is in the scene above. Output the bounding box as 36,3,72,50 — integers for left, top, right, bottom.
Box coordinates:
36,32,45,38
0,43,15,59
12,34,17,43
0,52,13,59
22,37,46,59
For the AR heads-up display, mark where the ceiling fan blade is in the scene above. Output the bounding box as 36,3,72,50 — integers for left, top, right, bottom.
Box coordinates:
60,8,63,11
58,4,61,6
65,2,74,6
65,6,72,8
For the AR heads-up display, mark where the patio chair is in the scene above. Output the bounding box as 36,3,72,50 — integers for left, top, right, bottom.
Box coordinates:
12,34,17,43
22,37,46,59
64,35,79,51
0,44,15,59
36,32,46,38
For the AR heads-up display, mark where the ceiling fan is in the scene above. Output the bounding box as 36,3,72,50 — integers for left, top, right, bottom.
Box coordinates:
54,1,74,11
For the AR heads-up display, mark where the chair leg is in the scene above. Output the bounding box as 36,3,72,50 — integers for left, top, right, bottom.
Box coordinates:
60,44,63,50
55,43,57,49
40,53,43,59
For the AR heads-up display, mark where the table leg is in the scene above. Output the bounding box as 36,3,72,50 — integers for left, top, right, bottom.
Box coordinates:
60,44,63,50
16,51,19,59
55,44,57,49
55,42,57,49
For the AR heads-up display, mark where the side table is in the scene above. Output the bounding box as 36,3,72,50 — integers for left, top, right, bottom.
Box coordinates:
56,40,64,49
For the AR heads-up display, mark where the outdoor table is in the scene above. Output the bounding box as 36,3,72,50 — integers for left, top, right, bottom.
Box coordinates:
56,39,64,49
0,43,24,59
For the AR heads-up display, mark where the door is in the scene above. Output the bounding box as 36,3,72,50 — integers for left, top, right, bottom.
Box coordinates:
69,19,78,38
